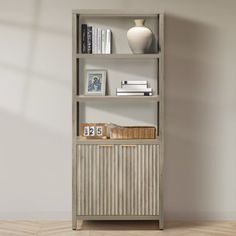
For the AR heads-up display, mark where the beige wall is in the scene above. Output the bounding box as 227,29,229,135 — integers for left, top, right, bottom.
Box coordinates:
0,0,236,219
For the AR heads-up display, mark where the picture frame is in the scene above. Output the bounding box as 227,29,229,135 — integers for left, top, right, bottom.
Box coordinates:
85,70,106,96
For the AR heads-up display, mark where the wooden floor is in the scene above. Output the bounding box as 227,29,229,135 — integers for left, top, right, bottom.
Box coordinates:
0,220,235,236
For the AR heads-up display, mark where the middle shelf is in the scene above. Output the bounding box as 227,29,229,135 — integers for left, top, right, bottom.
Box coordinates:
76,95,160,102
76,53,161,59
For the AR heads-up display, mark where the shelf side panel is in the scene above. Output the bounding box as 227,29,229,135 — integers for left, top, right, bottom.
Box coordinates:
158,12,164,230
72,12,78,230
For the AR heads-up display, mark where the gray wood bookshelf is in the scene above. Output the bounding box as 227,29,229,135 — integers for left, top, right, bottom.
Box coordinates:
72,10,164,230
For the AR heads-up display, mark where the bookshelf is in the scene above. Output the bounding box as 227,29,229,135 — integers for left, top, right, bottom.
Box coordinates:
72,10,164,230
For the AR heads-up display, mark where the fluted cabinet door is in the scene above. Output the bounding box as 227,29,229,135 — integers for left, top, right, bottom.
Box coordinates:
77,144,159,216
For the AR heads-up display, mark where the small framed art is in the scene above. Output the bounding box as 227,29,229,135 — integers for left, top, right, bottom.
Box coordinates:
85,70,106,96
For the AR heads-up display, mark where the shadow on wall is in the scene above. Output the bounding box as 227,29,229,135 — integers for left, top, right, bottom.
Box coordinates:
0,0,71,213
164,14,225,219
0,0,71,118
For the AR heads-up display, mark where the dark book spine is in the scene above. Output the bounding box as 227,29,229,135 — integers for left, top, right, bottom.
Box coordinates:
144,92,151,96
87,26,92,54
81,24,87,53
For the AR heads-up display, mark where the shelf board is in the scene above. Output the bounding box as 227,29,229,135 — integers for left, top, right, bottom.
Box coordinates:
73,10,161,18
77,138,160,145
76,95,160,102
76,53,160,59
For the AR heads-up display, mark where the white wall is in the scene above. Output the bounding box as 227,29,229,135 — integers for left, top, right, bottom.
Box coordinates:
0,0,236,220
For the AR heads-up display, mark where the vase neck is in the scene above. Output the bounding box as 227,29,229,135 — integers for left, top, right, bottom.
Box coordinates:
134,19,145,27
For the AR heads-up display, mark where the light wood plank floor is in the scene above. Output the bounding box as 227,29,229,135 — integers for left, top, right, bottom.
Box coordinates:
0,220,235,236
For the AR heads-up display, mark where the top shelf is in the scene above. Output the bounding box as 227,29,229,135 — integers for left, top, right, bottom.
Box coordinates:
76,53,160,59
73,10,162,18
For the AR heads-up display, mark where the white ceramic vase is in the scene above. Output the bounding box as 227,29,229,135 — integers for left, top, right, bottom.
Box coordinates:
127,19,153,54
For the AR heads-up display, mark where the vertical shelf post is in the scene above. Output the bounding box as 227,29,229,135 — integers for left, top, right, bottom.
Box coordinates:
158,13,164,230
72,12,78,230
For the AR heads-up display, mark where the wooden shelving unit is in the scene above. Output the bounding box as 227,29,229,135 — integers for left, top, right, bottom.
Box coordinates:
72,10,164,230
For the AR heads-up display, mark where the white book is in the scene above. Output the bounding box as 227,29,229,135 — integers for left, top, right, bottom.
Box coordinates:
101,29,106,54
121,84,148,89
121,80,148,85
92,27,95,54
105,29,111,54
97,28,102,54
117,92,153,96
117,88,152,93
94,28,98,54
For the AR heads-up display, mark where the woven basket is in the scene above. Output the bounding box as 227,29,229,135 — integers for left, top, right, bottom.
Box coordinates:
110,126,156,139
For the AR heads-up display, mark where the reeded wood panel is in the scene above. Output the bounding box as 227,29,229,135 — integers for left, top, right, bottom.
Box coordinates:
77,144,159,216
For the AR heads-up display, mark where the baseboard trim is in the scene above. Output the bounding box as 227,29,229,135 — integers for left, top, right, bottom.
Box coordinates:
1,211,236,220
165,211,236,220
0,211,71,220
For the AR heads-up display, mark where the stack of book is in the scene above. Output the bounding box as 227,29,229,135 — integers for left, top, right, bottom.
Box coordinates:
81,24,112,54
116,81,153,96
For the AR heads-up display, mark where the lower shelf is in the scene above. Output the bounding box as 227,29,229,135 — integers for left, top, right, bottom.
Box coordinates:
76,138,160,145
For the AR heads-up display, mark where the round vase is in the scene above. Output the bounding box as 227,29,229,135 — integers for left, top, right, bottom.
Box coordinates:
127,19,153,54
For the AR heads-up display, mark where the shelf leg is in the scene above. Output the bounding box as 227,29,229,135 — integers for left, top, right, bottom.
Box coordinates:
72,217,77,230
159,218,164,230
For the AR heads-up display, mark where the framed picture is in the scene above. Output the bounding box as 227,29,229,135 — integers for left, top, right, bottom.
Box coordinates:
85,70,106,96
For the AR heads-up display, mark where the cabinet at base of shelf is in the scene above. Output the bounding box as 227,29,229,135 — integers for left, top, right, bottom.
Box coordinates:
76,143,160,216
